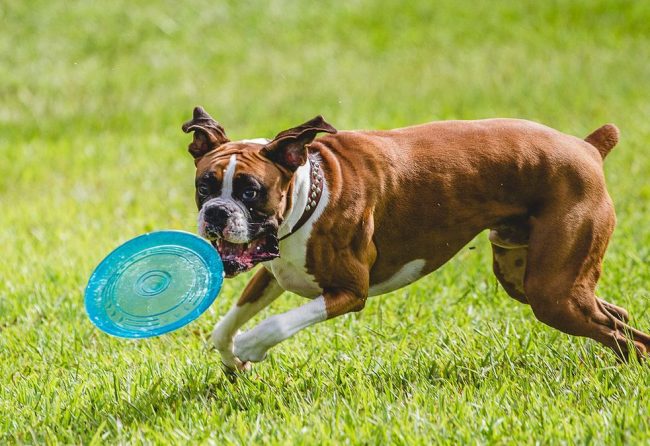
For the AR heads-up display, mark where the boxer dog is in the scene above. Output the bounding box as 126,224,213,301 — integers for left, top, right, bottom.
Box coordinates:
182,106,650,372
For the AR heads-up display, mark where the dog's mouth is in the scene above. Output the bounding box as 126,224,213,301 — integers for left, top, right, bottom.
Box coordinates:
211,234,280,277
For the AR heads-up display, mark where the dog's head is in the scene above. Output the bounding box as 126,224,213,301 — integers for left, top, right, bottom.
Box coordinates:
182,106,336,277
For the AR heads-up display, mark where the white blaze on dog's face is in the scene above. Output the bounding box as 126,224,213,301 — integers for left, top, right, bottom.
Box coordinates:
197,154,249,243
182,106,337,277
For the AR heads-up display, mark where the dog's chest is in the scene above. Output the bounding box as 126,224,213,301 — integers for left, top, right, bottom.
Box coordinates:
265,238,322,297
266,257,322,298
264,164,330,298
264,222,323,298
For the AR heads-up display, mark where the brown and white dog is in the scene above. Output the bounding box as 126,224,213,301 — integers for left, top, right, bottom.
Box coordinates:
182,106,650,371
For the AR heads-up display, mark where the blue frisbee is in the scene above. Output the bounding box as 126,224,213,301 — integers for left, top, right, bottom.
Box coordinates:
85,230,223,338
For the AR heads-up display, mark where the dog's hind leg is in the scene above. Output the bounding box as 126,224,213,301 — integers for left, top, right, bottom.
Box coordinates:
492,245,630,322
490,229,631,324
490,214,631,318
523,197,650,360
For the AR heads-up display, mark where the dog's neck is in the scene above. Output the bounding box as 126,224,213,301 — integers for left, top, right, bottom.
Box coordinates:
278,155,323,240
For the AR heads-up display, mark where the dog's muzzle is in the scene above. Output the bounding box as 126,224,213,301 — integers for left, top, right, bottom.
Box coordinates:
198,199,280,277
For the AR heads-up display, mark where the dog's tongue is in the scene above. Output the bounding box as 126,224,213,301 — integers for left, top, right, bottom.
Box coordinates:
217,241,250,258
211,234,280,276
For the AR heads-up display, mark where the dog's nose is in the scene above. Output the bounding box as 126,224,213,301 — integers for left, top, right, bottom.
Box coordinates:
204,205,230,229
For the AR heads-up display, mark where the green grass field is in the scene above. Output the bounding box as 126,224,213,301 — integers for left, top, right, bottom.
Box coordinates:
2,0,650,443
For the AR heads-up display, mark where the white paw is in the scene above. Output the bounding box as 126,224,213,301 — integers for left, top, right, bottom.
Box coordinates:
220,353,252,373
211,329,250,373
233,330,270,363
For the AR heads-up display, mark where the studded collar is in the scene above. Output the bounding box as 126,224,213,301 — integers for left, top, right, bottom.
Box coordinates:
279,155,324,242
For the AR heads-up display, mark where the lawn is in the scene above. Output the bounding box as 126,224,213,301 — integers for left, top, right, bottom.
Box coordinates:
2,0,650,443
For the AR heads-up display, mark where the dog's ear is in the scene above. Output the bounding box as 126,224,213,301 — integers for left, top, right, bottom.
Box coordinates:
261,116,337,171
182,106,230,159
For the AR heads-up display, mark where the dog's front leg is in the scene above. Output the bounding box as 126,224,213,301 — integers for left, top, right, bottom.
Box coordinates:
234,290,366,363
211,268,283,371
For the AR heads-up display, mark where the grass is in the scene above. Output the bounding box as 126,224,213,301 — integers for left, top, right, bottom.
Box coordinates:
2,0,650,443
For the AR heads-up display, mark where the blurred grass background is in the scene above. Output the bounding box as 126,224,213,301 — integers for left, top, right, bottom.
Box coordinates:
1,0,650,443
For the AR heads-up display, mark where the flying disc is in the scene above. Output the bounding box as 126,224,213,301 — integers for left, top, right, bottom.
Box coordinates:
85,230,223,338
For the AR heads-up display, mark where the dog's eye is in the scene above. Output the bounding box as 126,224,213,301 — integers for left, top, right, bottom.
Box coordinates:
197,185,210,197
241,188,258,201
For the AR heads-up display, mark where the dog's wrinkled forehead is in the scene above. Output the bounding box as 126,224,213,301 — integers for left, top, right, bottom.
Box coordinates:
196,148,235,179
193,157,225,198
195,144,273,184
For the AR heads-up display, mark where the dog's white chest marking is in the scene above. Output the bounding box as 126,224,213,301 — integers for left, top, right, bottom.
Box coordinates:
265,160,327,298
267,259,322,298
368,259,427,296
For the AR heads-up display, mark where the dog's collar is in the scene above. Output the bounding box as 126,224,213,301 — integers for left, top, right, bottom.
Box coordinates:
279,155,324,242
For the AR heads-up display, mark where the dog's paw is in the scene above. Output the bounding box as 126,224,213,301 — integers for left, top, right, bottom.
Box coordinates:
211,329,252,374
233,331,270,363
220,354,252,375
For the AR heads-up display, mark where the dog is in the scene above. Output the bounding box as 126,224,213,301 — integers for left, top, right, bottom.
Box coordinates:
182,106,650,372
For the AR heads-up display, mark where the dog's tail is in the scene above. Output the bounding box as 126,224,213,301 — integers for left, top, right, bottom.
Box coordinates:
585,124,619,159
